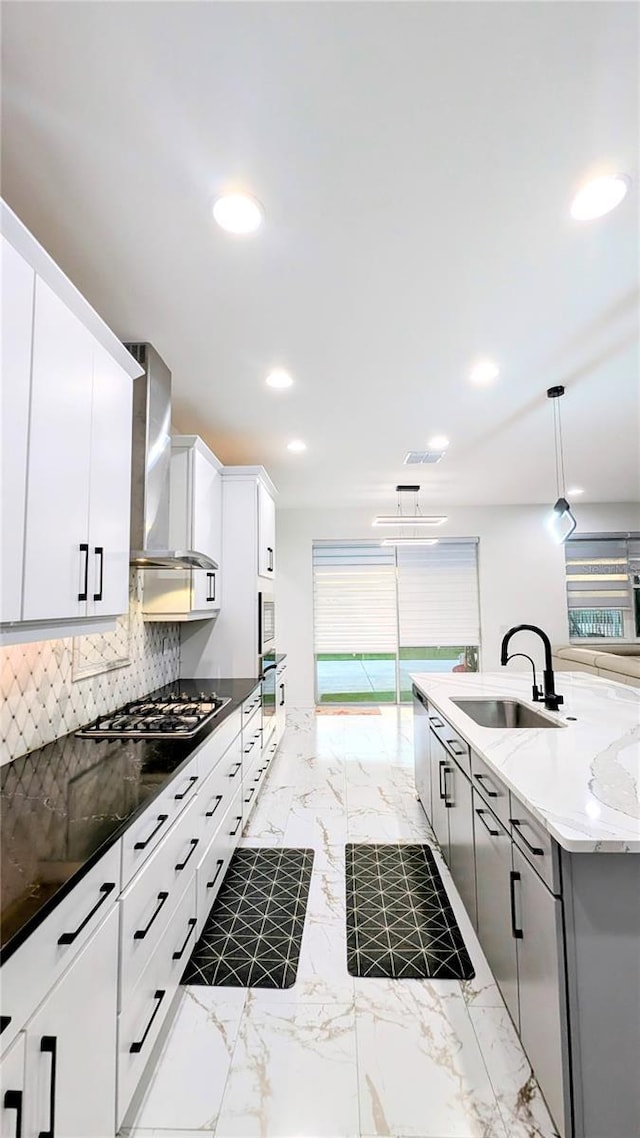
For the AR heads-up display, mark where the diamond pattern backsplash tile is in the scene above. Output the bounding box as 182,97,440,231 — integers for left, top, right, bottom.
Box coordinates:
0,572,180,765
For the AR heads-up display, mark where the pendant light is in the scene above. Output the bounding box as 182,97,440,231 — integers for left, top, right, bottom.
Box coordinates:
547,386,577,543
375,486,445,545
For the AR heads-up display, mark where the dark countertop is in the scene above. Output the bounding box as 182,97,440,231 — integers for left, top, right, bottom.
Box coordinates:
0,676,261,963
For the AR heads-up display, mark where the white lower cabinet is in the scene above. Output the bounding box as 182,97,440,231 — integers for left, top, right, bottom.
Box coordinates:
196,787,244,936
1,1033,26,1138
23,907,119,1138
117,879,197,1128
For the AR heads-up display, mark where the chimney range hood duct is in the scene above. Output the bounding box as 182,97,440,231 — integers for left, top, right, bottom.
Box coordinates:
125,342,218,571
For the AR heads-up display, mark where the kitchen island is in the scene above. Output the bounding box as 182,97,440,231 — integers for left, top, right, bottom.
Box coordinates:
411,671,640,1138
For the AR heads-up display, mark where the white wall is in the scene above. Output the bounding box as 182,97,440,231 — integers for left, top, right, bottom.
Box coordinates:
276,502,640,707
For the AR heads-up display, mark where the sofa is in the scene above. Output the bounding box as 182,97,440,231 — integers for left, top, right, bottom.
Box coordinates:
552,644,640,689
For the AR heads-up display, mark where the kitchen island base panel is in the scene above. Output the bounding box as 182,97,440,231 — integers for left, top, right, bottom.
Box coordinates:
561,850,640,1138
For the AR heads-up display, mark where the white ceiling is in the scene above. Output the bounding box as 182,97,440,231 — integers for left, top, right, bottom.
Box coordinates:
2,1,638,510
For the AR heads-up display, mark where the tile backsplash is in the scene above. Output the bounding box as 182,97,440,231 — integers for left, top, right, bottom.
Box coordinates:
0,572,180,764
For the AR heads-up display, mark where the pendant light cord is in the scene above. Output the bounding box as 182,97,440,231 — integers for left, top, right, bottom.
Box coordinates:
552,396,566,499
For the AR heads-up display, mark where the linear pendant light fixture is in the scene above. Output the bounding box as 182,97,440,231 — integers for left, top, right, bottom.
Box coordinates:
374,485,447,544
547,385,577,543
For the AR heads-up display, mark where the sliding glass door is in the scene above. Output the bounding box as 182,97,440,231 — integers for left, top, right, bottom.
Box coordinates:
313,540,480,704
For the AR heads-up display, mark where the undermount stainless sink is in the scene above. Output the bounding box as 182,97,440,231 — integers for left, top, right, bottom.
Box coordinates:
450,698,564,729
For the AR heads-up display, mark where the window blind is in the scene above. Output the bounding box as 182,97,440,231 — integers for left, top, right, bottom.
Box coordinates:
396,541,480,646
565,539,632,610
313,543,397,653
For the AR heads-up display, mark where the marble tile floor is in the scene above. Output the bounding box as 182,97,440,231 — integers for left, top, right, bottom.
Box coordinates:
124,707,560,1138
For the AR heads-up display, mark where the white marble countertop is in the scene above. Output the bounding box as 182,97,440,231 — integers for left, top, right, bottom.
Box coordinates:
410,671,640,853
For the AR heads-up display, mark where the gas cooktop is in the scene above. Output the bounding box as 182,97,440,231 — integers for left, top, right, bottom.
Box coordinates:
76,692,231,740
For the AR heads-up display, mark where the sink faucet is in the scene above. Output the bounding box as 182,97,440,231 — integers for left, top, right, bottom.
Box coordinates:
500,625,564,712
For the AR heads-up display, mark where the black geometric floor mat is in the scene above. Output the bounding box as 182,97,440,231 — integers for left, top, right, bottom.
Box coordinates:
345,843,475,980
182,847,314,988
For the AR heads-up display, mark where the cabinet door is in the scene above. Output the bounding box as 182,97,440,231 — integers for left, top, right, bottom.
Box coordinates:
23,907,118,1138
513,844,566,1135
447,761,477,928
1,236,35,623
87,343,133,618
473,789,519,1025
275,667,286,743
22,277,93,622
192,448,220,559
257,482,275,578
429,732,451,859
1,1033,25,1138
413,694,431,822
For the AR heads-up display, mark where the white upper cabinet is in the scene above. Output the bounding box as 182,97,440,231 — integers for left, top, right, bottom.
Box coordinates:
143,435,222,620
257,480,276,579
22,277,95,622
0,199,141,644
0,234,35,623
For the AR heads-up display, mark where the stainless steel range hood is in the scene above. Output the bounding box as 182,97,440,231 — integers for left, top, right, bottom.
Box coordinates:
126,343,218,571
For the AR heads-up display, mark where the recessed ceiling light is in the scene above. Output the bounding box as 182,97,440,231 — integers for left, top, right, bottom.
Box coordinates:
266,369,293,390
428,435,450,450
469,360,499,385
567,487,584,496
287,439,307,453
570,174,630,221
212,192,264,234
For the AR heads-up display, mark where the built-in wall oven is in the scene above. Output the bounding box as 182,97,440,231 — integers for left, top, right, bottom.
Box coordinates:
258,591,275,657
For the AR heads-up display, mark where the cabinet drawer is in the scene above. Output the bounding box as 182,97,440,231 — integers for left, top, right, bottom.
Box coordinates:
117,876,196,1127
196,707,242,782
191,745,242,850
509,795,560,894
427,710,470,774
242,720,262,767
119,799,200,1000
121,755,200,885
241,689,262,729
470,749,511,828
196,787,243,936
0,842,120,1050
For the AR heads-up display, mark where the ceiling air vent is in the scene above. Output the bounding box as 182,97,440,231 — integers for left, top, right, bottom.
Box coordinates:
403,450,445,465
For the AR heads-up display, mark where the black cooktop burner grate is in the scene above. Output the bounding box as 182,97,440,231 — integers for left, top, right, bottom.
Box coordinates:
76,693,231,739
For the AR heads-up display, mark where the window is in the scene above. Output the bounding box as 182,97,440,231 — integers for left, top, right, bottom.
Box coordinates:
313,540,480,704
565,535,640,641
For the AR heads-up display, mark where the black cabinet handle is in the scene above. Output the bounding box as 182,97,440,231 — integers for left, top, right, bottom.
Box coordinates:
474,773,499,798
57,882,115,944
267,546,274,572
429,716,444,729
175,838,199,872
38,1036,57,1138
244,787,256,802
446,738,466,757
510,870,523,939
438,759,447,801
443,766,453,807
172,917,197,960
475,807,500,837
78,543,89,601
228,761,241,778
206,572,216,602
0,1016,11,1034
229,815,242,836
205,794,223,818
93,546,104,601
134,814,168,850
510,818,545,856
3,1090,22,1138
130,990,165,1053
134,891,169,939
174,775,199,801
207,858,224,889
279,683,285,707
244,740,256,754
